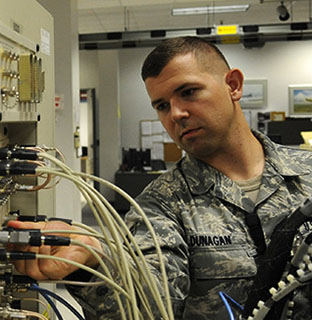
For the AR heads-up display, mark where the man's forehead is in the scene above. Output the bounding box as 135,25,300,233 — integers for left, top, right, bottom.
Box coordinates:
146,54,203,83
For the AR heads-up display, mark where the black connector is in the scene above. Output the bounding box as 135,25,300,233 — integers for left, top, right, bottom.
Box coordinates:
0,161,37,175
0,248,36,261
25,232,71,246
18,215,47,222
0,147,39,160
42,235,71,246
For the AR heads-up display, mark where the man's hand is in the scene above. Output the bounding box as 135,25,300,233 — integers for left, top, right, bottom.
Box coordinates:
7,220,102,281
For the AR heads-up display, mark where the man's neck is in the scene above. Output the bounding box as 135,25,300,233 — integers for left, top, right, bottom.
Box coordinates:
201,129,265,181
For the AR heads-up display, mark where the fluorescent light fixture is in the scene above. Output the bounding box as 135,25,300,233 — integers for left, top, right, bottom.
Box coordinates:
172,5,250,16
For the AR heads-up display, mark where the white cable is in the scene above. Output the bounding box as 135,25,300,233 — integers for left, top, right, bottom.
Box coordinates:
71,221,101,235
38,154,139,320
36,165,171,319
36,253,130,299
36,152,174,320
76,170,174,319
40,229,117,270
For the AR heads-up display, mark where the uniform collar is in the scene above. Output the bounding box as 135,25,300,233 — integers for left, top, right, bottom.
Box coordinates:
179,130,309,196
252,130,310,177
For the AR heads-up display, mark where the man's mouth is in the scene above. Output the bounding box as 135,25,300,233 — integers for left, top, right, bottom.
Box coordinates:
181,128,200,139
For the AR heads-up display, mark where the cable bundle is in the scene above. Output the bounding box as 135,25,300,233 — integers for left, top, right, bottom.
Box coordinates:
25,150,175,320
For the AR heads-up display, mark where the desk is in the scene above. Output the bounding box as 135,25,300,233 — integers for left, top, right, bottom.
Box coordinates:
114,171,162,212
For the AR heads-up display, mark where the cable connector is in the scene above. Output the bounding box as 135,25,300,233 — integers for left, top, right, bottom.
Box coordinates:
0,161,37,175
0,146,39,160
42,235,71,246
0,248,36,261
18,215,47,222
0,229,71,246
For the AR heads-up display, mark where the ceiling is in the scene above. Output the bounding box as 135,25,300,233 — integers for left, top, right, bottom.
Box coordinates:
77,0,312,49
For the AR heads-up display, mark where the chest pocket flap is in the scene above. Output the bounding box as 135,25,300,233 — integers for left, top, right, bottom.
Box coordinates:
190,244,257,280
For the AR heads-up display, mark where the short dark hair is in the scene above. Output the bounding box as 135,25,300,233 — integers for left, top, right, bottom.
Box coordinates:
141,36,230,81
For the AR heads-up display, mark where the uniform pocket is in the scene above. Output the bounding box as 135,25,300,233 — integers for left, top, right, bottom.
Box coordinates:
190,245,257,280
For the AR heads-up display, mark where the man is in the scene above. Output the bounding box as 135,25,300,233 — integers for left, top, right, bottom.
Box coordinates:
8,37,312,319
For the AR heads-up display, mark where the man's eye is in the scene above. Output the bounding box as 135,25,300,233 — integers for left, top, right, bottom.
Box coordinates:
156,102,169,111
181,88,196,97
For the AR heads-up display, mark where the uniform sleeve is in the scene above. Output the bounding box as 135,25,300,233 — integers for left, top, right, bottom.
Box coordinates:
66,186,190,320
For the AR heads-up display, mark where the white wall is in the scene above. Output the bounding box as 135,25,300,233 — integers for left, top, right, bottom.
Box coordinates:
119,48,158,148
79,50,120,201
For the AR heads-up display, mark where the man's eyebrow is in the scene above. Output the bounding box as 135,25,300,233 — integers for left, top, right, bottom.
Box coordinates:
174,83,189,93
151,83,192,108
151,98,164,108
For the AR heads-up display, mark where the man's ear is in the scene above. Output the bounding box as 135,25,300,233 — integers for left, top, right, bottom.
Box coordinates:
225,68,244,101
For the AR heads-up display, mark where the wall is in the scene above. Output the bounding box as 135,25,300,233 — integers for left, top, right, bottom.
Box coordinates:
79,50,120,201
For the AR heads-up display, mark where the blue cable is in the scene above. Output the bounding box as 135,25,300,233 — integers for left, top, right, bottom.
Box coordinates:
221,291,244,311
219,291,244,320
29,284,63,320
29,284,85,320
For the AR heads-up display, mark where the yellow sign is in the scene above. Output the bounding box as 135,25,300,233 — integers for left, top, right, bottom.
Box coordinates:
216,25,238,35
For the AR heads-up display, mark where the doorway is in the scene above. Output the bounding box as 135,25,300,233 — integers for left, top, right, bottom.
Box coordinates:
79,88,99,190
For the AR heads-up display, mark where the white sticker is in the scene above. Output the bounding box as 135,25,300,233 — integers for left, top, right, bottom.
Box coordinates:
40,28,50,55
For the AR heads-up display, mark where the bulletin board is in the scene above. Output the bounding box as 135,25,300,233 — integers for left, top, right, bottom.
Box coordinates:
140,120,182,162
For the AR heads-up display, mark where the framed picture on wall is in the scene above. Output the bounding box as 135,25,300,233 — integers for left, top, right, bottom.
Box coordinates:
240,79,268,109
289,85,312,116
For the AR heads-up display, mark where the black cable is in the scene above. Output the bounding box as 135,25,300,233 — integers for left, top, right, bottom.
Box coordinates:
29,284,85,320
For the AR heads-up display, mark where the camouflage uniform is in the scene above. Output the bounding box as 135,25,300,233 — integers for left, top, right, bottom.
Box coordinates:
68,131,312,319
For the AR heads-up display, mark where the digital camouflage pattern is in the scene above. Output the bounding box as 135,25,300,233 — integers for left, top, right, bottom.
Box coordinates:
68,131,312,319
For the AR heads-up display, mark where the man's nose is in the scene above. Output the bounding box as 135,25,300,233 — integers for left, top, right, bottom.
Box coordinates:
170,99,190,123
